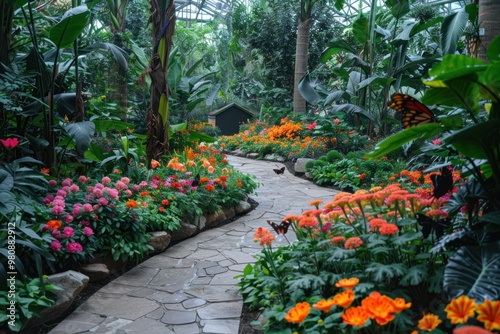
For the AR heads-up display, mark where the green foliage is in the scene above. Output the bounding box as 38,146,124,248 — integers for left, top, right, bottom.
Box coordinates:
0,277,61,332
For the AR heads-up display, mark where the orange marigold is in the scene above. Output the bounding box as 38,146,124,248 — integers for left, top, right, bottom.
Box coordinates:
126,200,138,208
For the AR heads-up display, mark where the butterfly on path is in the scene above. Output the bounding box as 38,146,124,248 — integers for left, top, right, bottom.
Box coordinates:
191,174,200,187
430,166,454,199
389,93,439,129
415,213,451,239
273,166,285,175
267,220,292,235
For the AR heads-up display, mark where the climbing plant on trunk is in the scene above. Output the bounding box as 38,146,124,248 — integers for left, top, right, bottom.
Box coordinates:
146,0,176,162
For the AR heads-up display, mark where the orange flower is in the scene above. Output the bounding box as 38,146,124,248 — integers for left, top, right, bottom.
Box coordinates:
369,218,387,232
345,237,363,249
46,220,62,229
204,185,215,192
140,191,150,197
342,306,370,327
161,199,169,206
125,200,138,208
331,236,346,245
453,326,494,334
445,295,477,324
41,167,50,175
309,199,323,208
379,223,399,236
476,299,500,331
417,313,442,331
151,159,161,169
362,292,395,325
333,290,355,308
335,278,359,290
313,298,336,312
298,216,319,228
392,298,412,313
284,302,311,324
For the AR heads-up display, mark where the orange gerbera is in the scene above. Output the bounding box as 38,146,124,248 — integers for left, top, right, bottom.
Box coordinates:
476,299,500,331
418,313,442,331
284,302,311,324
313,298,336,312
445,295,477,324
335,278,359,290
342,306,370,327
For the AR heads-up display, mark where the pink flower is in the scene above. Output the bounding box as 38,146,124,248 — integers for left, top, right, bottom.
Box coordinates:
43,195,54,204
333,118,340,125
432,138,441,145
56,189,67,198
108,189,119,199
93,188,103,197
125,190,132,197
78,175,88,183
83,227,94,236
50,240,61,251
69,184,79,194
64,215,74,223
66,242,83,253
63,226,74,238
83,203,93,213
52,205,64,215
306,122,317,130
132,184,140,191
95,183,104,189
139,181,148,188
98,197,109,206
61,178,72,187
80,220,90,227
120,177,130,184
116,181,128,190
1,137,20,149
101,176,111,185
51,230,61,239
48,180,58,187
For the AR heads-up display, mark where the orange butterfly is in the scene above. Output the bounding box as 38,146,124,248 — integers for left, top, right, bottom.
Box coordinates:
389,93,438,129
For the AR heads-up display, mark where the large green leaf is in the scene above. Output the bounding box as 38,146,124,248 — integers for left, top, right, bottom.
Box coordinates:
444,242,500,301
93,119,135,132
386,0,410,19
320,39,358,63
394,19,419,42
422,75,481,114
440,10,468,55
298,74,321,105
65,121,95,152
80,43,128,70
365,123,444,159
49,5,90,48
356,75,395,91
329,104,375,122
352,15,368,45
424,55,488,85
446,119,500,159
0,170,14,191
487,35,500,63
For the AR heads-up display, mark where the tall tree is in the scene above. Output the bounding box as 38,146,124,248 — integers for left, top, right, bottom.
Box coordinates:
146,0,175,162
478,0,500,61
293,0,345,115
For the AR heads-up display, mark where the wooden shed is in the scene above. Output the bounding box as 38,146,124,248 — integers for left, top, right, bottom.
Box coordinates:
208,102,255,136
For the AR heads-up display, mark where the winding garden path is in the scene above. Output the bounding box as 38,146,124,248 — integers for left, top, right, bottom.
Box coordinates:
49,156,340,334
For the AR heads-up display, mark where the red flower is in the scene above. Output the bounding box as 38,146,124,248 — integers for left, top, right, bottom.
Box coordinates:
1,137,20,150
306,122,317,130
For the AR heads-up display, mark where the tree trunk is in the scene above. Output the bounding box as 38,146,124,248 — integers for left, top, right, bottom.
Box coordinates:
0,1,14,71
293,18,311,115
146,0,175,163
478,0,500,61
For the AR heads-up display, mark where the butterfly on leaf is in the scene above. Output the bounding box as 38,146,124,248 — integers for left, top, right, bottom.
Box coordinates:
389,93,439,129
267,220,291,235
415,213,451,239
273,167,285,175
430,166,454,199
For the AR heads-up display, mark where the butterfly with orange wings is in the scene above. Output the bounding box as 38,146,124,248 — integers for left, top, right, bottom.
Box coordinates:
389,93,439,129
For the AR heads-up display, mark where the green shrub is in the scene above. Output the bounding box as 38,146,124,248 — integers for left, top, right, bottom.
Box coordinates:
326,150,343,162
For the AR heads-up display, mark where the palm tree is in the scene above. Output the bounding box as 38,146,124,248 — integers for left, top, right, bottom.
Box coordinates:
478,0,500,61
146,0,176,162
293,0,345,115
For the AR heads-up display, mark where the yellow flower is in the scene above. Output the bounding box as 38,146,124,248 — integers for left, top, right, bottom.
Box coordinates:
445,295,477,324
417,313,442,331
476,299,500,331
284,302,311,324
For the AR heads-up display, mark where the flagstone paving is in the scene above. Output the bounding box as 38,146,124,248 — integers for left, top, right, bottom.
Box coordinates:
49,156,340,334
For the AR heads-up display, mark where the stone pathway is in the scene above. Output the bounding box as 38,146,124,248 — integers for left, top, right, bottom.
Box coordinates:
49,156,340,334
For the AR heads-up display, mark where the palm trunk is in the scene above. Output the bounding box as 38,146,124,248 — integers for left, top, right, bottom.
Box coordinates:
478,0,500,61
293,18,311,115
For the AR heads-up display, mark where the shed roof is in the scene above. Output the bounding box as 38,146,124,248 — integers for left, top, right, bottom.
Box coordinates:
208,102,254,117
